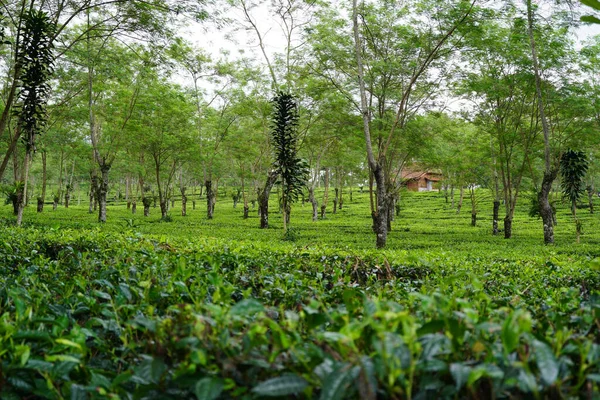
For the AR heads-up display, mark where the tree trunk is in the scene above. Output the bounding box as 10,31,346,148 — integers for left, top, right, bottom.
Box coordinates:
456,186,464,214
492,200,500,235
308,187,318,222
16,150,32,226
132,200,137,214
97,165,110,223
58,150,65,204
143,198,151,216
38,151,47,213
587,185,594,214
205,180,215,219
321,168,330,219
333,188,338,214
538,170,557,244
65,187,71,208
89,172,97,213
181,194,187,216
372,165,389,249
527,0,556,245
450,185,455,208
471,213,477,227
160,200,168,219
258,171,278,229
504,215,513,239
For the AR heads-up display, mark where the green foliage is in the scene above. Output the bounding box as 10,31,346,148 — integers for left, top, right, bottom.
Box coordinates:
0,188,599,398
271,92,309,206
15,10,55,150
560,149,589,207
581,0,600,23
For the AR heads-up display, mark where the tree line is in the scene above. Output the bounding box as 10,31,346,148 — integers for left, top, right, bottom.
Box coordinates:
0,0,599,247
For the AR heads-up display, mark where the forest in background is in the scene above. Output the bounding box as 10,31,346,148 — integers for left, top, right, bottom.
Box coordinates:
1,0,600,249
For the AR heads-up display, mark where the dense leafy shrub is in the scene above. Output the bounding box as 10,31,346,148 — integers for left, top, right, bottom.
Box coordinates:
0,226,598,399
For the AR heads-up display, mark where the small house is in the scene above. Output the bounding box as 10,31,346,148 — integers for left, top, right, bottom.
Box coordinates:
401,170,442,192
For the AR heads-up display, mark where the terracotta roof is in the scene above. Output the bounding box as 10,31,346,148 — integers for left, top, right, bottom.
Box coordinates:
401,170,442,181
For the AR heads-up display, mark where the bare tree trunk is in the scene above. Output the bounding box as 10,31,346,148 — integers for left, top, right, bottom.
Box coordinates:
372,166,389,248
143,197,151,216
258,170,278,229
89,172,97,213
58,149,65,204
470,186,476,227
308,187,318,221
16,150,32,226
504,215,513,239
205,180,215,219
492,200,500,235
132,200,137,214
333,187,338,214
456,185,464,214
37,151,47,212
527,0,556,244
97,165,110,223
0,126,22,182
538,171,557,244
587,185,594,214
321,168,330,219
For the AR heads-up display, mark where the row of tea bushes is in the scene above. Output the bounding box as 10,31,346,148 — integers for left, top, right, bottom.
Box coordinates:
0,227,598,398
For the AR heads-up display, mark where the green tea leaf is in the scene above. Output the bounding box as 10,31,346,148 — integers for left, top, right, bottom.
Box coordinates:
194,377,223,400
252,375,308,397
532,340,558,386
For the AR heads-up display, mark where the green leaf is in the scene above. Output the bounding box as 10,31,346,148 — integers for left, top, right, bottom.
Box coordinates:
319,364,358,400
581,15,600,24
195,377,223,400
417,320,445,336
450,363,471,390
252,375,308,397
581,0,600,11
532,340,558,386
229,299,264,316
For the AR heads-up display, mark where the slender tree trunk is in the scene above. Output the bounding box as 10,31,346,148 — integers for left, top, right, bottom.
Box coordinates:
492,200,500,235
538,171,557,244
89,172,97,213
334,187,339,214
0,126,23,181
470,187,477,227
587,185,594,214
308,187,318,222
143,198,151,216
205,180,215,219
258,170,278,229
16,150,32,226
58,149,65,204
37,151,47,212
321,167,330,219
372,166,389,248
241,170,249,219
97,165,110,223
126,174,131,209
456,185,464,214
160,200,168,219
527,0,556,244
132,200,136,214
504,215,513,239
450,185,455,208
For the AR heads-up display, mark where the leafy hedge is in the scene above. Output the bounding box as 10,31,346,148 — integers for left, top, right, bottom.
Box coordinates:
0,227,598,399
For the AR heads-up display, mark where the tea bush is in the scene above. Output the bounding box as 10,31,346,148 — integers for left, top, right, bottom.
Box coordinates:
0,190,598,398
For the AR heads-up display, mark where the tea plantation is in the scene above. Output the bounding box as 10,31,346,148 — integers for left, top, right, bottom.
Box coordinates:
0,190,599,399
